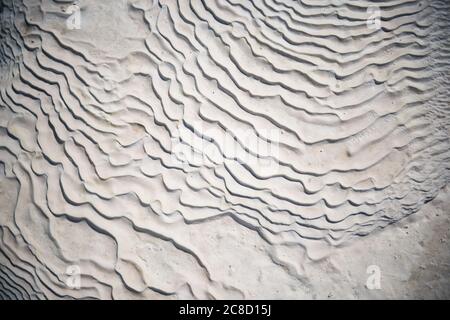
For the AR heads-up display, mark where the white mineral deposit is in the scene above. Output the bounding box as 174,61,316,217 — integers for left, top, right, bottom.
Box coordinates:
0,0,449,300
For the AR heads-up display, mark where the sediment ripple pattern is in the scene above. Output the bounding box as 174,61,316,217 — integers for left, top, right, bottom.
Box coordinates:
0,0,449,299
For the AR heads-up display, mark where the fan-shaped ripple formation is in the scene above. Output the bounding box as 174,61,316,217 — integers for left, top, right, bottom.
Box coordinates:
0,0,449,299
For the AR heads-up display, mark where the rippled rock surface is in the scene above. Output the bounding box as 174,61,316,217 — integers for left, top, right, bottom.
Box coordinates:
0,0,449,299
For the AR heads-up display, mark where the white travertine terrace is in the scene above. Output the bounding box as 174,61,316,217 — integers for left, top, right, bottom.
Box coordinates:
0,0,449,299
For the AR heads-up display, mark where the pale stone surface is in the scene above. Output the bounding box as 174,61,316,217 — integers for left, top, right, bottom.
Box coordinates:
0,0,449,299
